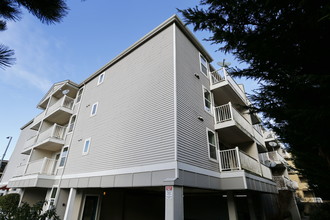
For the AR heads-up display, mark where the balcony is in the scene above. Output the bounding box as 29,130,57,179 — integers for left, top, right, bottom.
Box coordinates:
25,157,57,176
22,124,67,153
273,175,298,190
30,111,45,130
210,68,248,106
259,151,287,167
218,147,272,179
44,95,74,125
215,103,255,144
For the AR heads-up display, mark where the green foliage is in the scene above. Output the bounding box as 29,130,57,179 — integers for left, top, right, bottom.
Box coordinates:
180,0,330,198
0,0,69,68
0,194,60,220
0,194,20,219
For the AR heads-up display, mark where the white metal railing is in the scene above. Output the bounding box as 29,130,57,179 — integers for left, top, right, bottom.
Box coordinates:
23,135,37,150
47,95,74,115
215,103,232,123
211,67,247,103
36,124,67,144
210,68,225,84
219,147,267,177
25,157,56,175
215,103,254,136
218,147,241,171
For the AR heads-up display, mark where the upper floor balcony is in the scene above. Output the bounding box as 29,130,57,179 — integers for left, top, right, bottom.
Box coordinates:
218,147,272,180
259,150,287,168
273,175,298,191
210,68,248,106
215,103,265,147
44,95,75,125
22,124,67,154
24,157,58,176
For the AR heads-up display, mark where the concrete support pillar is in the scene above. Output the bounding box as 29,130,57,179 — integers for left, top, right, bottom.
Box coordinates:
227,191,238,220
63,188,77,220
165,186,184,220
248,193,257,220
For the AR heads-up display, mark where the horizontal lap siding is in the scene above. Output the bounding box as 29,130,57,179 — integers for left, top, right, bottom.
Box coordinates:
175,26,219,172
1,126,34,183
64,26,175,175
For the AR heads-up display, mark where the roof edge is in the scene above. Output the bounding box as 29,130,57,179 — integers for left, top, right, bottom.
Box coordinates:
80,14,213,86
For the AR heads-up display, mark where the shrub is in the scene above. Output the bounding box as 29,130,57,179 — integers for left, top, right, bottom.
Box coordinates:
0,194,60,220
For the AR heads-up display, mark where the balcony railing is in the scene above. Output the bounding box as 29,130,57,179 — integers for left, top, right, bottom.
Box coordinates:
215,103,254,136
37,124,67,144
210,68,247,104
25,157,57,175
46,95,74,115
268,151,286,164
218,147,272,178
23,135,37,150
273,175,298,190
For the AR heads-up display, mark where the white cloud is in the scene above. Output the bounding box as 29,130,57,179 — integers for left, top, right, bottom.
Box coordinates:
0,16,63,92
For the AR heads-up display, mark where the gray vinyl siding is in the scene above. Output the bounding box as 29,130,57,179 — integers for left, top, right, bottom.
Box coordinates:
63,25,175,175
0,125,35,183
175,26,219,172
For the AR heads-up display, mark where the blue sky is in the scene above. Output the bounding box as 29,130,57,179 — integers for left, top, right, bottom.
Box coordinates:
0,0,258,159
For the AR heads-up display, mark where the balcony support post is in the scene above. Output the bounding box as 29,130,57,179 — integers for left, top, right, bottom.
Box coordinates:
228,102,233,120
235,147,241,170
217,149,223,172
227,191,238,220
40,157,47,174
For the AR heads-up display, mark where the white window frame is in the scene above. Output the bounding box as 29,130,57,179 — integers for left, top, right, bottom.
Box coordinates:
47,186,58,210
59,146,69,167
82,138,91,155
206,128,218,162
76,88,84,104
80,194,101,220
199,53,209,77
202,86,213,115
90,102,98,116
97,72,105,85
68,115,76,133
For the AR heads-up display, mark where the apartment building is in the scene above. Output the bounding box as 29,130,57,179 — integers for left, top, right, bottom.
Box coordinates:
1,15,280,220
259,131,300,219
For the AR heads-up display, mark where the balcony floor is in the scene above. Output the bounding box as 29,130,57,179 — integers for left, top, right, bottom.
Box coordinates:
215,121,254,145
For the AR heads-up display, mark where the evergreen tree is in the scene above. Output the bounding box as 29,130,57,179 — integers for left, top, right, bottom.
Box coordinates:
0,0,68,68
179,0,330,198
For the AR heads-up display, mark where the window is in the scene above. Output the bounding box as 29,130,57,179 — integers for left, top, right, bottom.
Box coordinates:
83,138,91,155
68,115,76,132
97,72,105,85
203,87,212,113
59,147,68,167
48,187,58,209
76,88,84,103
200,54,208,76
207,129,217,160
90,102,98,116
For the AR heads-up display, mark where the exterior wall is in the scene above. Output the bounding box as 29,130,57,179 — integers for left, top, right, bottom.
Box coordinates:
0,124,35,183
21,188,47,205
63,25,175,176
175,25,219,172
